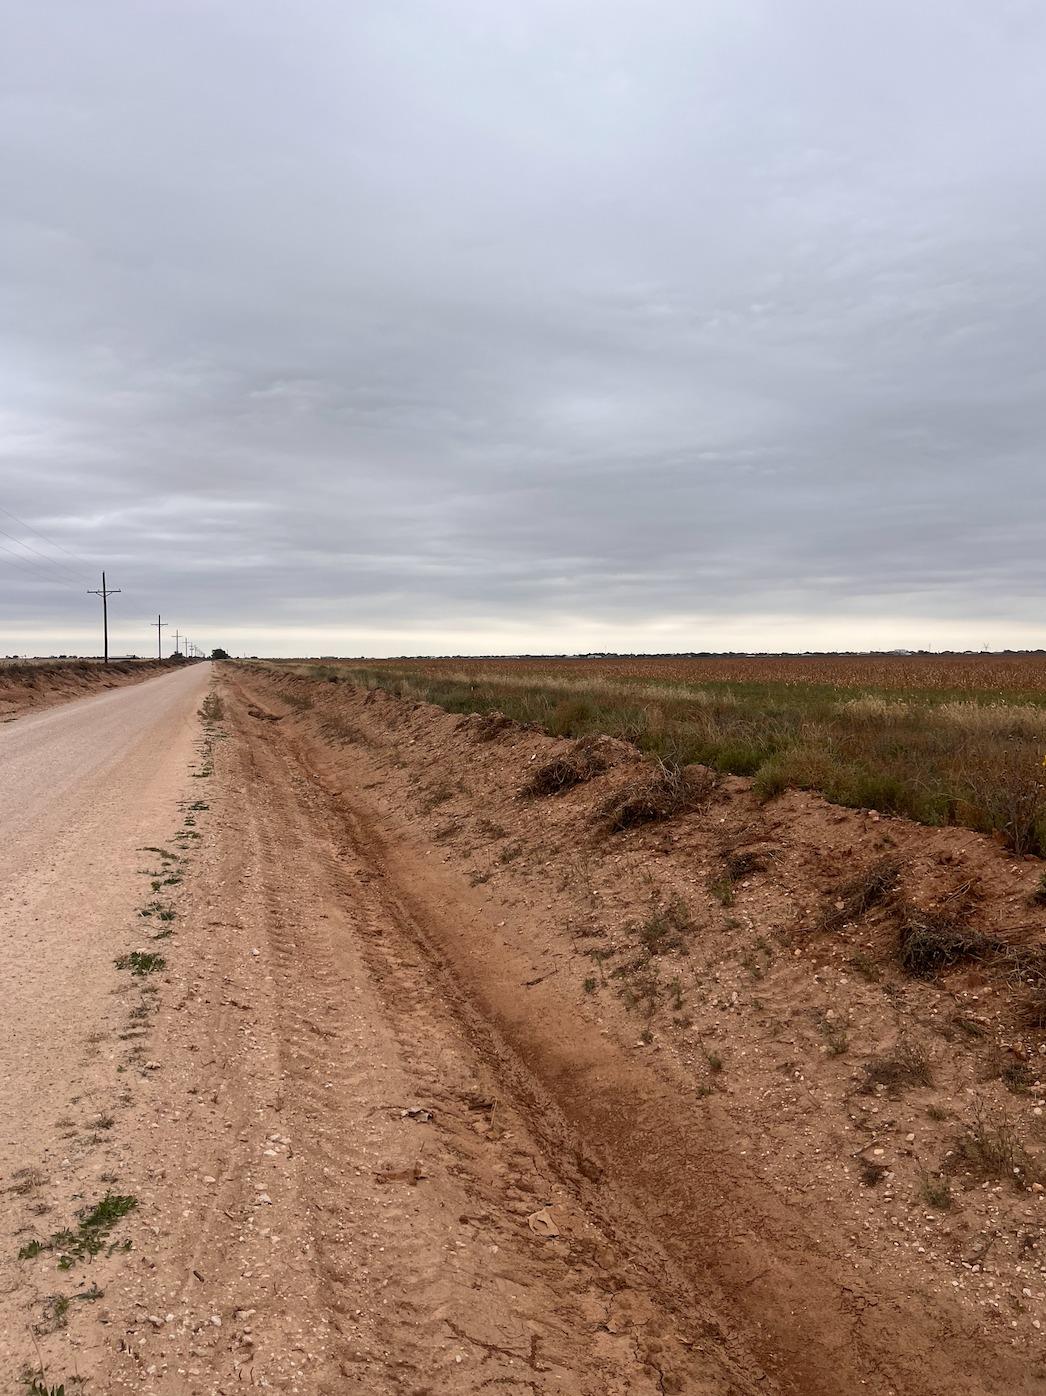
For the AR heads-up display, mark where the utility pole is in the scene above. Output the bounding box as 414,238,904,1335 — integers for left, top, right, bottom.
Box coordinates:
87,571,121,665
173,629,182,656
156,614,167,660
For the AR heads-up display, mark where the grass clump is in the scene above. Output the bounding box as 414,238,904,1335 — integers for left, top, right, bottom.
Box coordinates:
895,905,997,979
819,858,899,931
858,1157,888,1187
707,874,735,907
919,1172,953,1210
950,1101,1040,1189
138,900,176,921
521,737,609,798
723,848,767,880
819,1015,849,1056
24,1380,75,1396
630,896,695,955
859,1039,933,1095
598,760,717,833
614,959,663,1018
199,691,224,722
114,950,166,976
19,1193,137,1268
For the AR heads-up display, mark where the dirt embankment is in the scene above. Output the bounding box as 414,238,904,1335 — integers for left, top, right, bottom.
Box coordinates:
229,663,1046,1396
0,659,180,720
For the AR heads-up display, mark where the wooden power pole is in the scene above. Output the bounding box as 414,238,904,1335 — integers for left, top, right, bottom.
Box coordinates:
87,571,121,664
156,614,167,660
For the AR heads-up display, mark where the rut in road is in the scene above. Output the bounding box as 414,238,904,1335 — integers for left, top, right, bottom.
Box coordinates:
224,691,761,1394
104,679,763,1394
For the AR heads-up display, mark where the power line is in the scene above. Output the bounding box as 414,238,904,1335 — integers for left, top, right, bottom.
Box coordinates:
0,526,87,585
0,504,95,577
0,548,73,584
0,538,85,587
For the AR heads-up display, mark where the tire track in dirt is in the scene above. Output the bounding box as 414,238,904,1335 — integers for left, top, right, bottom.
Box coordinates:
220,683,763,1395
104,678,762,1393
226,666,1046,1396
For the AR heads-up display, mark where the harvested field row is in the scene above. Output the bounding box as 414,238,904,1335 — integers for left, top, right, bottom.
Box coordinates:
372,653,1046,698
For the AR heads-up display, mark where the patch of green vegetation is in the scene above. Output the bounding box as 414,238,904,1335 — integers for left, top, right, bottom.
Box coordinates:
630,896,694,954
114,951,166,976
199,692,224,722
706,874,735,908
138,900,176,921
312,662,1046,854
18,1193,137,1269
25,1379,75,1396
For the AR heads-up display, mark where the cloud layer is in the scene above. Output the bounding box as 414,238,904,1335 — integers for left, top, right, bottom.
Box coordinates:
2,2,1044,655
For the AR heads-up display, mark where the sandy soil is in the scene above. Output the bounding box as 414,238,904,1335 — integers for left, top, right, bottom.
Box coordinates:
0,664,213,1388
7,661,1046,1395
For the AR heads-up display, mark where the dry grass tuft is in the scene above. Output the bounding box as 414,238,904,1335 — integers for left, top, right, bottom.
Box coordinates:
859,1039,934,1095
723,848,768,880
629,896,695,955
819,858,900,931
895,903,998,979
597,760,718,833
950,1099,1041,1188
520,737,610,798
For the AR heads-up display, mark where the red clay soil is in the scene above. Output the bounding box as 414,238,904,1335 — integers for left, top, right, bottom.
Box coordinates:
0,659,175,720
230,662,1046,1396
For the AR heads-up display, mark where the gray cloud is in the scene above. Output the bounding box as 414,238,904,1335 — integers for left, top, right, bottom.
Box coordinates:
2,1,1045,655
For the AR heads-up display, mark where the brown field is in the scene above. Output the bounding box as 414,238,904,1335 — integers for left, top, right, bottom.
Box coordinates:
275,654,1046,855
375,651,1046,697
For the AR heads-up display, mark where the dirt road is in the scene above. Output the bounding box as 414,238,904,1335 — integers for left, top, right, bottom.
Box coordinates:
5,664,753,1396
0,664,212,1385
0,665,212,1135
7,664,1046,1395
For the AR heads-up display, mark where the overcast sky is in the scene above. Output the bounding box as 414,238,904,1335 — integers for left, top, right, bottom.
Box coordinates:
1,2,1044,656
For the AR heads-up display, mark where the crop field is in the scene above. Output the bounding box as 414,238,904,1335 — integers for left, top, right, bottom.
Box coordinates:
274,654,1046,855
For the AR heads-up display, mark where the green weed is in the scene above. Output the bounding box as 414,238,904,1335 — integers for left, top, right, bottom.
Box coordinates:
114,951,166,976
19,1193,137,1268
